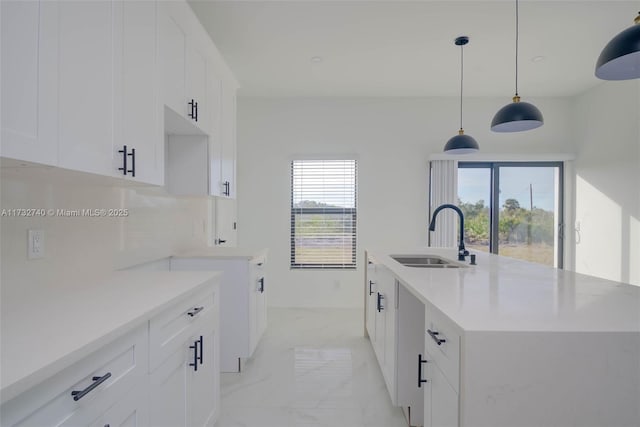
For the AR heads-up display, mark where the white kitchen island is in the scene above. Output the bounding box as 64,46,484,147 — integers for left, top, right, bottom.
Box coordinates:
365,248,640,427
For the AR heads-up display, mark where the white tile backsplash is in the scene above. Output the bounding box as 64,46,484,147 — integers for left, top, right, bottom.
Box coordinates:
0,165,212,298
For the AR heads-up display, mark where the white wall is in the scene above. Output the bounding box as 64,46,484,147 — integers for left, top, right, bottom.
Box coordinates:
237,96,574,308
0,166,213,300
571,81,640,286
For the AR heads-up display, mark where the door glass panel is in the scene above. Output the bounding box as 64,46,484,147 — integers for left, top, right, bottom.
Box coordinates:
458,167,491,253
498,166,561,267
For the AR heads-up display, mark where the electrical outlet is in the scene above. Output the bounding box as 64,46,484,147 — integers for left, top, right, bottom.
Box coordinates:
28,229,44,259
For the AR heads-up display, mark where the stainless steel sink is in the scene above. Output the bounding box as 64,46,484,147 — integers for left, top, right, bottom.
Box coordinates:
390,255,465,268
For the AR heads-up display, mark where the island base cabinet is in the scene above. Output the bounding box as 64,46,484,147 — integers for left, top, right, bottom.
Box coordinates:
460,331,640,427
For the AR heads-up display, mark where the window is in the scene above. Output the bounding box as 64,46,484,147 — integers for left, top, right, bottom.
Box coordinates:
291,160,357,269
457,162,564,268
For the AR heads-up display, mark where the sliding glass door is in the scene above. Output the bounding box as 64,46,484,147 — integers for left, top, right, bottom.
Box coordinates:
458,162,564,268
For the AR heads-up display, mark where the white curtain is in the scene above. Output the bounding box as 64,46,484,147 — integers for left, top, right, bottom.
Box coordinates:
429,160,458,247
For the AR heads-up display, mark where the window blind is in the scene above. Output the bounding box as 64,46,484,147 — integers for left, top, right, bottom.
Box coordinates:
290,160,357,269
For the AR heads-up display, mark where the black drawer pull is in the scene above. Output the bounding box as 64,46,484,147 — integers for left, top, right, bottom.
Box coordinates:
369,280,375,296
187,306,204,317
377,292,384,312
71,372,111,401
418,354,428,388
427,329,446,346
258,277,265,293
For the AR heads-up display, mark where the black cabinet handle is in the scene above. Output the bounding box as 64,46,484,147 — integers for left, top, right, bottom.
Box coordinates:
187,306,204,317
216,239,227,245
418,354,428,388
188,99,197,121
128,148,135,177
369,280,375,296
377,292,384,312
189,340,199,371
197,335,203,365
118,145,128,176
258,277,265,293
71,372,111,401
118,145,136,177
222,181,230,196
427,329,446,346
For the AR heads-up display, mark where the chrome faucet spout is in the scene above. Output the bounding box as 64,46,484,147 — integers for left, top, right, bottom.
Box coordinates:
429,203,469,261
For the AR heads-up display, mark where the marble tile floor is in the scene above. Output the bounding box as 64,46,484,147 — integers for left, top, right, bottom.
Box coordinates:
215,308,409,427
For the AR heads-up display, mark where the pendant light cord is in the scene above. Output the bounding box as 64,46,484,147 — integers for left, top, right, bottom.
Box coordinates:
460,43,464,130
515,0,519,96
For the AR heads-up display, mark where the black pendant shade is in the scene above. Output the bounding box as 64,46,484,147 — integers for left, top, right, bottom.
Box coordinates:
444,130,480,154
444,36,479,154
491,0,544,133
595,13,640,80
491,96,544,132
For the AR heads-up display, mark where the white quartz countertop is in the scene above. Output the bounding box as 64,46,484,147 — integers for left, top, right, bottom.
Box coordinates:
173,247,268,259
369,248,640,333
0,270,220,404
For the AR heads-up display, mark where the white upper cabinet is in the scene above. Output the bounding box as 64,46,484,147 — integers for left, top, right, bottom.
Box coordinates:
219,80,237,198
1,0,58,166
158,1,213,136
57,1,115,177
115,0,163,185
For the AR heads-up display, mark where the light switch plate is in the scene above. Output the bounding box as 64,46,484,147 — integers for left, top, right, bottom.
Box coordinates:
28,229,44,259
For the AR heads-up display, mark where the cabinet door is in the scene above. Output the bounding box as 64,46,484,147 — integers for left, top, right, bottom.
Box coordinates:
382,275,397,403
397,285,425,426
98,384,149,427
219,81,237,198
423,349,458,427
215,197,237,247
1,0,58,165
207,67,223,196
187,328,219,427
158,4,186,118
58,1,115,177
430,362,458,427
115,0,162,185
366,259,377,342
149,348,188,427
186,43,209,133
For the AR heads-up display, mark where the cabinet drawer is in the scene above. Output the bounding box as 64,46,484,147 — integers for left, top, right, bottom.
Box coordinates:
149,287,216,372
2,325,147,427
425,307,460,392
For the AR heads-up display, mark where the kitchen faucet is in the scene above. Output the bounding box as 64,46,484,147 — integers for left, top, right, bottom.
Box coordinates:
429,203,469,261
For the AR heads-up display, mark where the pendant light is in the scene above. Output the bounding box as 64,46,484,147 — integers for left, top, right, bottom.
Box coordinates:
595,12,640,80
444,36,479,154
491,0,543,133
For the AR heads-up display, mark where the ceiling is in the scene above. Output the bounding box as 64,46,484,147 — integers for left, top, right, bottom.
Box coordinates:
188,1,639,97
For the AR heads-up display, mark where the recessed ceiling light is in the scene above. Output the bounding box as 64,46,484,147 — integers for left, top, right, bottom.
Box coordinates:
531,55,545,63
311,56,323,63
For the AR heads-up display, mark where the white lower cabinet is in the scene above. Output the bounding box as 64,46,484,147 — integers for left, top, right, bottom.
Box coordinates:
369,263,397,405
1,325,148,427
170,252,268,372
1,284,220,427
423,305,460,427
426,357,458,427
149,286,220,427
